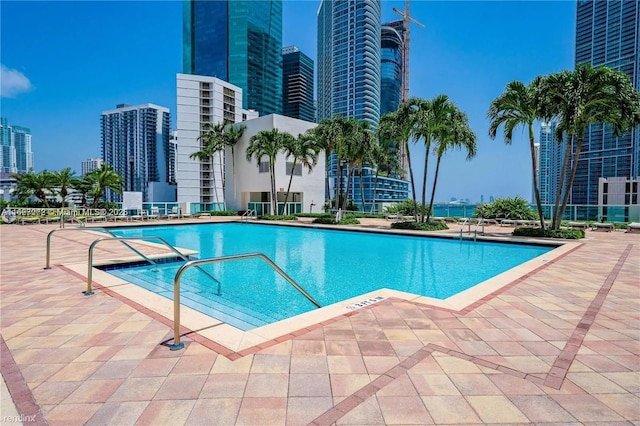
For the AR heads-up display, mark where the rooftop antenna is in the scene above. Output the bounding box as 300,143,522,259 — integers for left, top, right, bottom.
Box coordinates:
393,0,425,174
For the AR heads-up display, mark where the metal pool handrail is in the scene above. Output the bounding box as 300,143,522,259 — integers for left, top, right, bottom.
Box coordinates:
170,252,321,350
85,236,222,296
45,227,155,269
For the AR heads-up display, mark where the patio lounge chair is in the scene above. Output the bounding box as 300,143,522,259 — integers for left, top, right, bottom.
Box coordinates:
19,217,41,225
568,222,589,230
626,222,640,233
592,222,614,232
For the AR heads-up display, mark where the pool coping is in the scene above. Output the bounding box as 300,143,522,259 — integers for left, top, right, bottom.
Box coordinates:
55,225,580,355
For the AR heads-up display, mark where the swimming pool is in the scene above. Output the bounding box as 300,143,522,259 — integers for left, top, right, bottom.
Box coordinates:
106,223,553,330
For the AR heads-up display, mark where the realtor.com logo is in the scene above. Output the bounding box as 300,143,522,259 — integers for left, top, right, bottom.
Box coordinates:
2,415,37,423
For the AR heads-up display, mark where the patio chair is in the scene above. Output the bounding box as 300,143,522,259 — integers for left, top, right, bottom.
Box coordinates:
591,222,614,232
568,222,589,230
626,222,640,233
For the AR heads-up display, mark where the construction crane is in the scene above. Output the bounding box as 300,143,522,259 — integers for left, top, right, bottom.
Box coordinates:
393,0,425,103
393,0,425,176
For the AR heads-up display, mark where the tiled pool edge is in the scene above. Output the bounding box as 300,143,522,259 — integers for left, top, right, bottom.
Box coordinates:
57,239,580,358
308,243,635,426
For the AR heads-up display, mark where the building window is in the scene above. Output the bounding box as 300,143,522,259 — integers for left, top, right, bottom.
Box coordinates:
258,162,269,173
286,162,302,176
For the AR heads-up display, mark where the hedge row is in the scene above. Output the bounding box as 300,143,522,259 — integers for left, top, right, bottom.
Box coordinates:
512,227,585,239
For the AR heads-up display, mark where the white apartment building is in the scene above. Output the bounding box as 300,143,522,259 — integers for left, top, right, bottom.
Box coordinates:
225,114,324,215
81,157,103,175
176,73,258,209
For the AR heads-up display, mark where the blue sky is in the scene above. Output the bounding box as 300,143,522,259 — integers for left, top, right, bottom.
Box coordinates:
1,0,576,203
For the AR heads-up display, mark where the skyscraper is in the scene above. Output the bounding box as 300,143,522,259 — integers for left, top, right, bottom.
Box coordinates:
380,20,404,115
317,0,382,126
0,117,33,174
81,158,103,176
282,46,315,122
316,0,408,211
572,0,639,208
100,104,173,202
183,0,283,116
175,73,258,208
538,121,564,207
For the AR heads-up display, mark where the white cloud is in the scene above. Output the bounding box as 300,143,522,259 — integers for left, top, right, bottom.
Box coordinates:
1,65,33,98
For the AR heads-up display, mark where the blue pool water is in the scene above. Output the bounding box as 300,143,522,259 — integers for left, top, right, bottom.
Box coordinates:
106,223,553,330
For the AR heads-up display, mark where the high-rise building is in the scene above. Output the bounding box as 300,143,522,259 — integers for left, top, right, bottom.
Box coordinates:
100,103,174,202
571,0,639,209
0,117,33,174
317,0,382,126
81,158,103,176
539,122,562,207
183,0,282,116
175,73,258,209
282,46,315,122
380,20,404,115
316,0,409,211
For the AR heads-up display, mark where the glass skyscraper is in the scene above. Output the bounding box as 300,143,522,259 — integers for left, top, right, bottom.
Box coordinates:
380,20,404,115
101,104,173,203
316,0,408,210
571,0,639,206
317,0,382,126
183,0,283,116
0,117,33,174
282,46,315,122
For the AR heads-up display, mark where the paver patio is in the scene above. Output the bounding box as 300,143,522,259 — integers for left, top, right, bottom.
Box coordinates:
1,218,638,425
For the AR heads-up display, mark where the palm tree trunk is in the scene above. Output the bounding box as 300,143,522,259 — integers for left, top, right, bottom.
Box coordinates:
270,162,277,215
211,158,220,211
219,151,226,211
282,160,297,215
557,137,584,226
552,134,573,229
405,139,419,221
528,126,545,229
370,171,379,214
427,156,442,222
325,153,331,207
420,139,431,223
359,167,365,212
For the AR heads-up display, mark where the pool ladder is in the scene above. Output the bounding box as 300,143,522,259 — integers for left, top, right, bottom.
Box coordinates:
45,228,320,351
459,218,485,241
241,209,257,223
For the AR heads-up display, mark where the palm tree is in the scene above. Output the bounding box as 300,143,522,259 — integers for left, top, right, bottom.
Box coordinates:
488,78,546,228
281,131,321,214
378,100,421,219
246,128,294,215
51,167,77,207
190,122,225,209
370,136,401,213
13,170,55,207
427,109,477,222
309,118,339,205
73,174,96,207
413,95,457,222
538,63,640,229
223,123,246,207
350,121,376,212
89,163,123,207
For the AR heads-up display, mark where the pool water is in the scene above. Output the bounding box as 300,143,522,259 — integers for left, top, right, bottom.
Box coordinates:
106,223,553,330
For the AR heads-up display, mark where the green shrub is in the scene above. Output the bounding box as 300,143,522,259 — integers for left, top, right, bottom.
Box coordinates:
311,216,361,225
473,196,537,220
203,210,238,216
512,227,584,239
338,217,360,225
312,217,337,224
384,199,427,216
391,221,449,231
295,213,332,218
259,214,297,221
